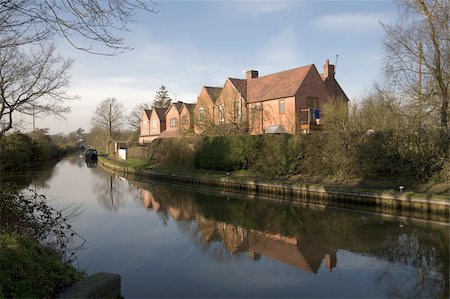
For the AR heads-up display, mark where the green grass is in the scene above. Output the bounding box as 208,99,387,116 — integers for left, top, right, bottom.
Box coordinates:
0,233,83,298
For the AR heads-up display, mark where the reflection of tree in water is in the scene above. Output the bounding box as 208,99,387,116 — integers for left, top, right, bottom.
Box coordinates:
90,168,139,212
130,179,449,297
65,153,85,168
1,159,60,189
373,230,449,298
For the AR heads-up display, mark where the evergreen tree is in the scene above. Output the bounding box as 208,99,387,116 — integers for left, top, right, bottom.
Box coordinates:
153,85,172,108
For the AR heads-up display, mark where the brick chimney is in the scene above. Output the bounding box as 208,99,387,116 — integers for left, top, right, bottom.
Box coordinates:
246,70,258,80
323,59,335,79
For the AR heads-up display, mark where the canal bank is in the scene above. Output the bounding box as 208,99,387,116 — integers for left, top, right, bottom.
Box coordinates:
98,156,449,222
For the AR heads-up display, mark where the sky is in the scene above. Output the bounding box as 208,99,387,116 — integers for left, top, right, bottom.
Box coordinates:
21,0,398,134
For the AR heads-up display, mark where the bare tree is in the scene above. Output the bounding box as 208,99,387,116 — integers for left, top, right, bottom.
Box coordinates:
0,43,74,137
91,97,126,143
381,0,449,140
0,0,157,55
129,102,149,131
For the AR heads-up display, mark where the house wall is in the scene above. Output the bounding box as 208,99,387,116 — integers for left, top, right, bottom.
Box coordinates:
194,88,216,134
180,107,193,131
215,80,246,129
149,110,163,137
140,111,151,139
165,105,180,132
295,67,330,132
248,96,296,135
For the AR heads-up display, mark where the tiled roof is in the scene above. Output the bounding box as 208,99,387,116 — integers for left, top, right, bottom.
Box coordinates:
182,103,196,112
204,86,222,103
228,78,247,99
153,107,168,121
173,101,184,112
158,130,181,139
247,65,313,103
144,109,152,119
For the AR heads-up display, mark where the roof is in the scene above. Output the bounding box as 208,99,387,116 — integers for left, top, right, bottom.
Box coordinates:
265,125,288,134
173,101,184,112
158,130,181,139
181,103,196,113
153,107,168,121
247,64,313,103
144,109,152,119
204,86,222,103
228,78,247,99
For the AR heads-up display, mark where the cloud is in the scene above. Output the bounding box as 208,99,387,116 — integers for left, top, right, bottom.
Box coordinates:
314,13,384,34
225,0,302,16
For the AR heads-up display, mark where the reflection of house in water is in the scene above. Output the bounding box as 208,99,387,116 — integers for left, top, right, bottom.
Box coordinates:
138,186,336,274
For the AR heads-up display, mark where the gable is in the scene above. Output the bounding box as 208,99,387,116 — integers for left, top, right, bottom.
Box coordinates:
151,107,167,122
142,109,152,121
297,65,329,95
204,86,222,103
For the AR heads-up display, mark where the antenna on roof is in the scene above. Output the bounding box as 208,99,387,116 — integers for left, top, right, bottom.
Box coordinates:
335,54,339,74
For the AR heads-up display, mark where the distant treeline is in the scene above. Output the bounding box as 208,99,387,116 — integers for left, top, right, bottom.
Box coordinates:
0,129,77,172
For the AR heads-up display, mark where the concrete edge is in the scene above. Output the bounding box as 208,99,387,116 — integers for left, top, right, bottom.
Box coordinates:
98,157,450,217
58,272,121,299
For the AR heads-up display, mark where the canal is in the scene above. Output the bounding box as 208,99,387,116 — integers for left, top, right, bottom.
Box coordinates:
4,156,449,298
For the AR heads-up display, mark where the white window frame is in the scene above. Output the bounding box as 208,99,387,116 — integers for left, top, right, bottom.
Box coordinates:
199,107,205,123
279,100,285,113
152,119,157,130
219,104,225,124
170,118,178,127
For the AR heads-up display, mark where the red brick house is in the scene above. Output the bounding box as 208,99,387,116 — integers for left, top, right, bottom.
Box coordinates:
214,78,247,133
142,107,167,142
247,60,348,134
159,101,196,139
140,59,348,142
138,109,152,144
180,103,196,131
193,86,222,134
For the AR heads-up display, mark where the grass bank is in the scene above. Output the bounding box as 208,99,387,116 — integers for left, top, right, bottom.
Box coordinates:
0,233,82,298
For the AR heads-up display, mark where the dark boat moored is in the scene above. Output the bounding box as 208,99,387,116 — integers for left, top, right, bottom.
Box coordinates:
85,148,98,160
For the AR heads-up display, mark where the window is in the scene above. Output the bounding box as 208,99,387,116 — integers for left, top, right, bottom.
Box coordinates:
152,119,157,130
182,116,187,125
307,97,318,109
234,101,241,121
143,120,147,133
199,108,205,123
219,105,225,124
279,100,285,113
170,118,178,127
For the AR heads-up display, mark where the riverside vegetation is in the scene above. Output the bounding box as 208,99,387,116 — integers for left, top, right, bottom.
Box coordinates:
0,186,84,298
120,98,449,198
0,129,86,298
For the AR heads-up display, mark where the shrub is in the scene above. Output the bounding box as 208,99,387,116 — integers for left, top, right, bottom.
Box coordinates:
194,135,254,171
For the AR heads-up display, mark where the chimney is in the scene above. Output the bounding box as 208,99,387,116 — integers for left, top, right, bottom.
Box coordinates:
246,70,259,80
323,59,335,79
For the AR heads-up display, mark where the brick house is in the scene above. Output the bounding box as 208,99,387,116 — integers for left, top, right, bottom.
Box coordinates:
159,101,195,139
140,59,348,142
247,60,348,134
214,78,247,133
143,107,167,142
138,109,152,144
180,103,196,131
193,86,222,134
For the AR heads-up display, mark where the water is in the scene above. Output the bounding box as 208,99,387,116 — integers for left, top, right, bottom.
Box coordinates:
3,156,449,298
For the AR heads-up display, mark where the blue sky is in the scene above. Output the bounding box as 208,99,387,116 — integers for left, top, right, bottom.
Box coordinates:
27,0,397,134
